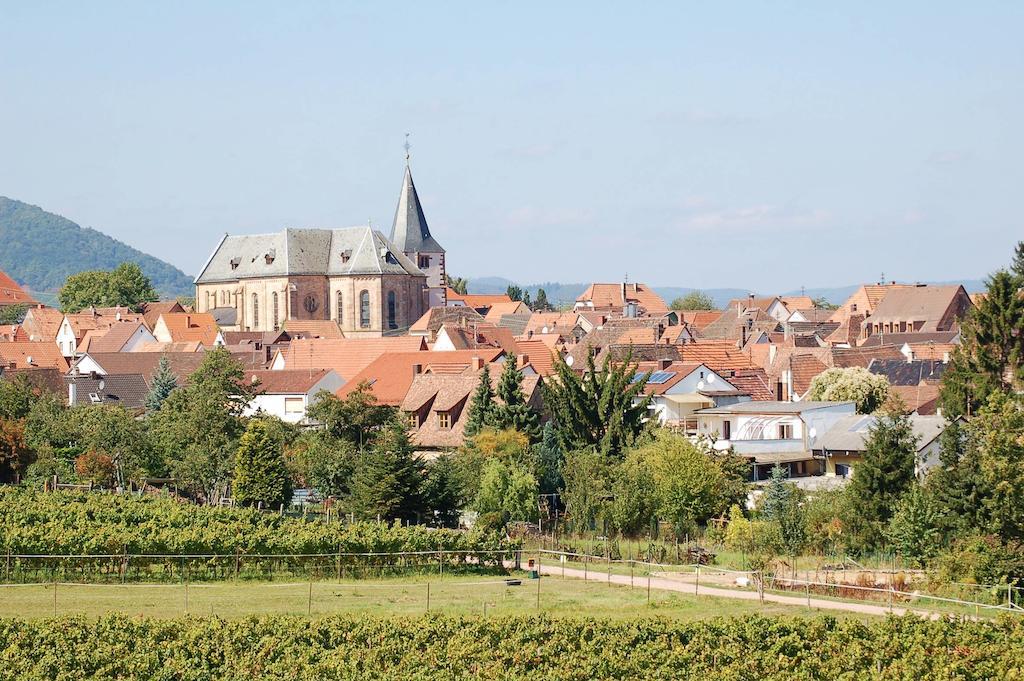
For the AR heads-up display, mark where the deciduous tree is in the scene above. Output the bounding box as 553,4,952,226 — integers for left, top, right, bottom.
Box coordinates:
807,366,890,414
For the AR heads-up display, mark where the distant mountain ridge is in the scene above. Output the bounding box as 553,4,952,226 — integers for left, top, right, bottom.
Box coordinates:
467,277,987,308
0,197,194,297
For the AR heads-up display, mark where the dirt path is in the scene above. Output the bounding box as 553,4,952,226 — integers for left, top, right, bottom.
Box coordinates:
531,561,944,619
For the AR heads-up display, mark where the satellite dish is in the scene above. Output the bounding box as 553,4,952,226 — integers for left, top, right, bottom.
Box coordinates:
697,380,705,390
707,374,716,384
809,427,817,439
565,355,575,367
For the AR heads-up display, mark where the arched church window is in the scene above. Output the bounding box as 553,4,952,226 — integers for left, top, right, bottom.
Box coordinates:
272,292,279,331
252,293,259,328
359,290,370,328
336,290,343,323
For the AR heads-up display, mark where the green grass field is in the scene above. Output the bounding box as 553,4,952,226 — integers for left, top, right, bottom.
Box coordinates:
0,572,875,621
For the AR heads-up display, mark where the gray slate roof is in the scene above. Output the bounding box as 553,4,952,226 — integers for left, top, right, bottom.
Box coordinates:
813,414,948,453
196,227,424,283
389,165,444,254
65,373,149,409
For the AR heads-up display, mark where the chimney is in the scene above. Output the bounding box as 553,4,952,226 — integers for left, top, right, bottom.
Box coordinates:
659,358,672,370
470,357,483,371
517,354,530,368
68,381,77,406
413,363,424,376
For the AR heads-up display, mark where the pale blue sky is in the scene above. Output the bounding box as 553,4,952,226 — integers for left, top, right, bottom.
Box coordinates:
1,2,1021,291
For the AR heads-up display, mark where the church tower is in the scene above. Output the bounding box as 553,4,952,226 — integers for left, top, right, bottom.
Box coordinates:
390,153,447,307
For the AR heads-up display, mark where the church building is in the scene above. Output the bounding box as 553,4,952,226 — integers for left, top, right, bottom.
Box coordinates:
194,162,446,336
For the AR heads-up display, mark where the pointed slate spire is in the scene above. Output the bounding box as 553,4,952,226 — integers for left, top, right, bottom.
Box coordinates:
390,162,444,254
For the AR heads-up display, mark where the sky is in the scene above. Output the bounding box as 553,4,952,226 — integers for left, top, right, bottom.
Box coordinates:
1,2,1022,292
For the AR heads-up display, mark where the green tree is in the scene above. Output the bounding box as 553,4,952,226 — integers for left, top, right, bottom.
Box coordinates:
73,405,159,487
147,348,252,501
506,285,523,302
670,290,715,311
422,454,463,528
491,358,540,441
533,421,564,495
0,303,28,325
233,418,292,508
463,364,495,437
145,355,178,413
1012,240,1024,282
844,408,919,551
760,464,790,519
0,373,38,420
445,275,469,295
630,430,747,535
521,290,531,309
542,349,652,458
887,485,941,567
347,417,423,521
451,428,531,504
561,448,613,533
533,288,551,312
58,262,158,312
811,296,839,310
610,453,656,536
807,366,890,414
940,269,1024,418
307,382,395,449
474,458,538,524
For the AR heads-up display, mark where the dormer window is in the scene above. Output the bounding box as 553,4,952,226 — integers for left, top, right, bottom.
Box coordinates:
340,250,352,264
229,257,241,270
407,412,419,429
265,249,276,265
438,411,451,429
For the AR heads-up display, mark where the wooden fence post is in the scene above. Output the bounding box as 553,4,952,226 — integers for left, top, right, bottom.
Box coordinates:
536,554,541,610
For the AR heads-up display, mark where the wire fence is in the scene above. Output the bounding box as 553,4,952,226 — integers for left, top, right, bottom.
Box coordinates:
0,549,520,585
2,548,1021,621
537,549,1024,617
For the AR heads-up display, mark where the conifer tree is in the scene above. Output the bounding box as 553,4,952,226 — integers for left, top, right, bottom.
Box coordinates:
233,419,292,509
534,288,550,312
464,364,495,437
533,421,563,495
940,269,1024,417
844,408,919,551
491,358,540,441
347,417,424,521
542,349,651,458
760,464,790,520
522,290,531,309
145,355,178,413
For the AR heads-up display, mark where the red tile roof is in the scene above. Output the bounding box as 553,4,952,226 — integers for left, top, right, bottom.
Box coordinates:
675,341,757,371
245,369,332,394
514,339,558,376
0,270,36,306
338,349,504,406
155,313,220,346
0,341,69,371
284,337,427,381
281,320,345,339
576,283,668,315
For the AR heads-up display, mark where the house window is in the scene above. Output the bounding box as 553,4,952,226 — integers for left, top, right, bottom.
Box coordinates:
684,417,698,435
438,411,451,429
836,463,851,478
722,420,731,440
252,293,259,328
336,291,343,323
387,291,397,330
272,292,279,331
407,412,419,429
284,397,304,415
359,290,370,328
851,303,858,312
418,255,430,269
778,423,793,439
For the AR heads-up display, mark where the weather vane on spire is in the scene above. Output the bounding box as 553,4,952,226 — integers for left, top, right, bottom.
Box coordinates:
404,133,411,164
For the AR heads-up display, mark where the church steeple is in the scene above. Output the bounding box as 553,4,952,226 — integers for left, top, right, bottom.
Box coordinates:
390,158,444,255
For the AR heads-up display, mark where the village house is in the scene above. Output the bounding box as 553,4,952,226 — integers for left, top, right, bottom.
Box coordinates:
575,282,668,318
696,400,856,480
632,360,746,435
859,284,973,340
242,369,343,423
812,413,952,478
0,269,36,310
